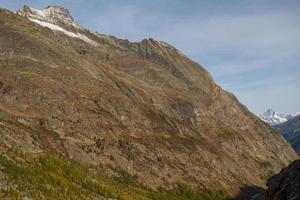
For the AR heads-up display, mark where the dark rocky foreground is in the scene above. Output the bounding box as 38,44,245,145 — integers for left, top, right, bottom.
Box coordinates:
235,160,300,200
266,160,300,200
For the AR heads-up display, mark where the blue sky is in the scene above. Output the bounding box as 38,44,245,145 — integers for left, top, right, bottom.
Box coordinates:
1,0,299,115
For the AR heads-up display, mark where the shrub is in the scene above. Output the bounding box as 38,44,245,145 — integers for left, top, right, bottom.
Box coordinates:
0,152,232,200
95,138,104,150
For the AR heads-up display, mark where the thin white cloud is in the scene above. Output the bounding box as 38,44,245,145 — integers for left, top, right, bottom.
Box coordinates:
158,11,300,75
237,84,300,115
91,4,300,75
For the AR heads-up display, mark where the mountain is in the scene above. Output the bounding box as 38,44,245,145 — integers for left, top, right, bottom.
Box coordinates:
16,5,82,28
292,112,300,117
259,109,300,154
274,115,300,154
259,109,291,125
0,5,298,199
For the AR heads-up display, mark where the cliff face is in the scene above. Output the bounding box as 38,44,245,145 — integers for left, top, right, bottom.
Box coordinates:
0,6,298,198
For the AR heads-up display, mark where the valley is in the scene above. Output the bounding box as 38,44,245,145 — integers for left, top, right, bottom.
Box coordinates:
0,5,298,200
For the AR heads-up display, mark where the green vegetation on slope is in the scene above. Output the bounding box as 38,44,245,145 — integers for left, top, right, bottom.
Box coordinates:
0,152,231,200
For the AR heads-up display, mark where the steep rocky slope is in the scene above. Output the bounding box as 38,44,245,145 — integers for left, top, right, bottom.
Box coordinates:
0,6,298,199
274,115,300,154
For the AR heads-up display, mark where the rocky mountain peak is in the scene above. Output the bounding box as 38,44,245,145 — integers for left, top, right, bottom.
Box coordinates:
16,5,82,29
259,109,290,125
265,108,275,115
292,112,300,117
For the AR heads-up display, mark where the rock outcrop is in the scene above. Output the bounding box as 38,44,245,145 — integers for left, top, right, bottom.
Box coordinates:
266,160,300,200
16,5,82,29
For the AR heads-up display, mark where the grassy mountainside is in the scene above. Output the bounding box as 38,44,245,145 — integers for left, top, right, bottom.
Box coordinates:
0,152,230,200
0,111,229,199
0,7,298,199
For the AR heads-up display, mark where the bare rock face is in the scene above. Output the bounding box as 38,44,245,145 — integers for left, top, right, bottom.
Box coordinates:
16,5,82,29
0,6,298,197
266,160,300,200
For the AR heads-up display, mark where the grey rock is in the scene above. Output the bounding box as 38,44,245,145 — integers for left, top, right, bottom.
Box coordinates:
266,160,300,200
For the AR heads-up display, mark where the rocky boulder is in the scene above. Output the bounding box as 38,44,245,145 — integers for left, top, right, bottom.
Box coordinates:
266,160,300,200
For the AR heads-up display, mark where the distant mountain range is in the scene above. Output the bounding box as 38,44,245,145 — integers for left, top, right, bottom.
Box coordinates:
274,114,300,154
259,109,300,125
259,109,300,154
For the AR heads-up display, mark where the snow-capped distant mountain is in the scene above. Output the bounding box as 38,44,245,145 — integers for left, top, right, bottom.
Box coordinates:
16,5,99,46
259,109,291,125
274,114,300,154
292,112,300,117
260,109,300,153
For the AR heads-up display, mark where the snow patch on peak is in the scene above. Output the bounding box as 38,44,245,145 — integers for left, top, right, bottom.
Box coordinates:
158,41,173,48
292,112,300,117
157,41,186,56
16,5,98,46
17,5,82,29
259,109,290,125
28,18,98,46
